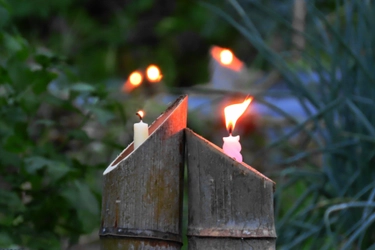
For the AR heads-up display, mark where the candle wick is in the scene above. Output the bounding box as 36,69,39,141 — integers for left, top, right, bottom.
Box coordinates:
228,124,233,136
136,112,143,121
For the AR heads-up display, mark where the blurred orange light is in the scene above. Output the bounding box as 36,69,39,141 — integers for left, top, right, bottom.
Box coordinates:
146,65,162,82
220,49,233,65
210,46,244,72
129,71,143,86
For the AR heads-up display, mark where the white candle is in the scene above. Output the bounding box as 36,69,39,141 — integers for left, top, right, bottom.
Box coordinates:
134,111,148,149
223,135,242,162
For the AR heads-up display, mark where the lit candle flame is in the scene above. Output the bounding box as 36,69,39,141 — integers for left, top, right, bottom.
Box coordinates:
220,49,233,65
129,71,143,86
224,97,253,134
210,46,244,72
122,70,143,93
136,110,144,120
146,64,162,82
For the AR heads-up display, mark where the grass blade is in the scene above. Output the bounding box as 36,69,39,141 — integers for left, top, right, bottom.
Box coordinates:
346,99,375,136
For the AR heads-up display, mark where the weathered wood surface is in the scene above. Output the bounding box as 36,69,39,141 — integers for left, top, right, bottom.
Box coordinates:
185,129,276,250
100,95,188,250
189,237,275,250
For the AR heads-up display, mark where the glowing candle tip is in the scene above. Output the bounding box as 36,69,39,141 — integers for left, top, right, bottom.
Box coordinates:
227,122,233,135
136,111,144,121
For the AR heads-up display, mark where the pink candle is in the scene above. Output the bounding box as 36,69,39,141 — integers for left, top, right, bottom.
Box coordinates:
222,97,252,162
223,135,242,161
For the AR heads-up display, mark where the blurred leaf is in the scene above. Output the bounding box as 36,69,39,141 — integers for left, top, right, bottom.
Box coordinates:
34,51,59,69
35,119,55,127
4,134,29,153
24,156,52,174
3,33,29,58
46,162,71,182
0,189,25,213
61,181,99,232
0,4,9,29
0,66,11,85
0,232,13,247
138,0,154,11
31,70,58,94
24,156,71,181
69,83,96,93
0,151,21,170
89,106,114,125
68,129,90,141
156,17,186,36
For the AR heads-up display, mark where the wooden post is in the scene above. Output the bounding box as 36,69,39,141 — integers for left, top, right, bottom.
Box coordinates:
185,129,276,250
100,95,188,250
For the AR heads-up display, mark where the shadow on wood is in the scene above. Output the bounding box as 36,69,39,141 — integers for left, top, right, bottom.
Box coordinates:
100,95,188,250
185,128,276,250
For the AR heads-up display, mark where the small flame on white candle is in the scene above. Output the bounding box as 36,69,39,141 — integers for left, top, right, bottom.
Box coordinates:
136,110,144,120
134,110,148,149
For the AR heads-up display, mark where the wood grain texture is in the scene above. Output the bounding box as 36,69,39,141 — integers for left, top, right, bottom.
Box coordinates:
100,96,188,250
185,129,276,250
189,237,275,250
101,238,181,250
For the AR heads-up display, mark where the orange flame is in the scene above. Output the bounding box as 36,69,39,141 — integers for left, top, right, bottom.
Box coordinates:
146,64,162,82
220,49,233,65
129,71,143,86
224,97,253,134
122,70,144,93
136,110,144,120
210,46,244,72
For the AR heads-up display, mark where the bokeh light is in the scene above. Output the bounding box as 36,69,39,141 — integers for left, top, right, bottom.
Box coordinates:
220,49,233,65
146,65,162,82
129,71,143,86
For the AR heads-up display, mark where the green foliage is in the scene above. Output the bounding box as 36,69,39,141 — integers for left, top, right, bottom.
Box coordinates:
0,2,122,248
206,0,375,249
6,0,237,87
